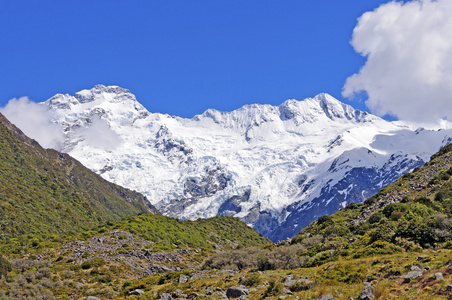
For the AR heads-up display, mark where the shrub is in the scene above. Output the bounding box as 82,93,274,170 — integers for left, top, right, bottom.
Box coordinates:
352,241,402,258
441,240,452,249
241,273,261,287
364,196,377,207
345,202,363,210
393,237,422,252
0,256,12,278
321,263,366,284
290,280,312,292
264,280,284,297
36,267,52,279
382,203,409,220
81,257,106,270
317,215,333,227
305,251,333,267
368,212,385,224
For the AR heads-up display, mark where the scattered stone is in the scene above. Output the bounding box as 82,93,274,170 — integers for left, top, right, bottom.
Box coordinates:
172,289,182,298
357,282,375,300
417,255,430,262
179,274,189,284
206,287,214,295
83,297,101,300
128,289,145,296
410,266,422,271
403,267,425,283
315,294,334,300
226,286,250,298
446,284,452,291
157,293,173,300
186,292,198,298
429,272,444,281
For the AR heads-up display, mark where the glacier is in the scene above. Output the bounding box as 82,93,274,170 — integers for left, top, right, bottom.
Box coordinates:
39,85,452,241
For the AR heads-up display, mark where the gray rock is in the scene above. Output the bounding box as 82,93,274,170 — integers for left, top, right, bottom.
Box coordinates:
446,284,452,291
206,286,214,295
417,255,430,262
84,297,101,300
226,286,250,298
179,274,189,284
403,269,424,283
157,293,173,300
128,289,145,296
315,295,334,300
357,282,375,300
410,265,422,271
429,272,444,281
187,292,198,299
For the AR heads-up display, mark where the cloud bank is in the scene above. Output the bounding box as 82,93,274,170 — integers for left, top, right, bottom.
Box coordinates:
0,97,65,150
75,116,122,151
1,98,122,152
343,0,452,123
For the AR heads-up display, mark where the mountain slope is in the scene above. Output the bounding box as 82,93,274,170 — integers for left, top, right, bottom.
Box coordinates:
0,112,158,245
291,142,452,254
30,85,452,241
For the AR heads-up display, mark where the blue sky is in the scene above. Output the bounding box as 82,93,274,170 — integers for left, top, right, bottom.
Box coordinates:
2,0,451,122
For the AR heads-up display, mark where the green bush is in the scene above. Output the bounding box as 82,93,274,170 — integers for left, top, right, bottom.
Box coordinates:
81,257,106,270
264,280,284,297
289,280,312,292
241,273,261,287
317,215,333,227
368,212,384,224
345,202,363,210
352,241,402,258
0,256,12,278
441,240,452,249
321,263,366,284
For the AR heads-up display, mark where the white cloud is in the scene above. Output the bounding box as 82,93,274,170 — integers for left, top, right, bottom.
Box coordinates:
0,97,65,150
343,0,452,123
75,116,122,151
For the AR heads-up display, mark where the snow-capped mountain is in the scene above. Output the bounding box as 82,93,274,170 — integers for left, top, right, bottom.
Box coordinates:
42,85,452,241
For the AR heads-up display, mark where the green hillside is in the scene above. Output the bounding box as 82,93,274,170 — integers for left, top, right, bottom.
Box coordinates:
290,143,452,261
0,112,158,252
105,213,270,252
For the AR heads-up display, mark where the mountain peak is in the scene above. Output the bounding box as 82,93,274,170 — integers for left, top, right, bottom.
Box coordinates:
74,85,136,104
45,85,148,127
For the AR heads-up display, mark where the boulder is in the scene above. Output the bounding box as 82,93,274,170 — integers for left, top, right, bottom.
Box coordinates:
179,274,189,284
357,282,375,300
226,286,250,298
128,289,145,296
403,267,425,283
157,293,173,300
429,272,444,281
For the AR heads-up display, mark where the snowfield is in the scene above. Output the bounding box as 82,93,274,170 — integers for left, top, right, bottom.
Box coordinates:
42,85,452,241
